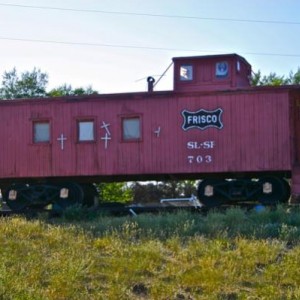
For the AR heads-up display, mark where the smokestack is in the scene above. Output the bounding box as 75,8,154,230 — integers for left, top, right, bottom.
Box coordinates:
147,76,155,92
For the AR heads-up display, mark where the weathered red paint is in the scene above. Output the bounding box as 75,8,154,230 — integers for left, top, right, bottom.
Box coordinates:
173,53,251,92
0,54,299,199
0,87,294,177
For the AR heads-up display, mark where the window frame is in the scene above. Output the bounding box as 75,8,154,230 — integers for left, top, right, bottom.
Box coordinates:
77,118,96,143
215,61,229,78
121,115,142,142
179,64,194,81
32,120,51,144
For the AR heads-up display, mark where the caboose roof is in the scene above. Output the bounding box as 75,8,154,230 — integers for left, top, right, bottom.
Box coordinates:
172,53,250,66
0,84,299,106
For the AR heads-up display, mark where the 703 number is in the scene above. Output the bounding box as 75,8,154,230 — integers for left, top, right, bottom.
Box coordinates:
188,155,212,164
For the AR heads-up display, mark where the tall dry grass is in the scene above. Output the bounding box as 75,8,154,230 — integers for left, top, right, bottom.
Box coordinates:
1,206,300,299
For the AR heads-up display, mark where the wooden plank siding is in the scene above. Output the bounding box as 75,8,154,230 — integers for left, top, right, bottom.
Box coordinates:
0,88,294,183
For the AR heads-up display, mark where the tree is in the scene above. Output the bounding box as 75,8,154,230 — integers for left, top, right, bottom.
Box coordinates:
287,67,300,85
131,180,197,203
251,67,300,86
48,84,98,97
97,182,133,203
131,182,162,203
0,68,48,99
0,68,98,99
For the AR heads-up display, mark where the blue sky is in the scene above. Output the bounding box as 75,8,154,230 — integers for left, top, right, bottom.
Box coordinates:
0,0,299,93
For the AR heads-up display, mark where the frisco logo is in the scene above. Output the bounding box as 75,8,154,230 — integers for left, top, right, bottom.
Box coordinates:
181,108,223,130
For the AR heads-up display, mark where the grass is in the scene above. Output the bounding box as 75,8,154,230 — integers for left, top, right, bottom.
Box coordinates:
1,205,300,299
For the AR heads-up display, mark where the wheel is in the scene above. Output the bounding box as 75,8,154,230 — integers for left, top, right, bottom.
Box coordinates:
54,182,84,210
258,176,290,205
28,184,60,208
4,184,30,211
197,179,227,207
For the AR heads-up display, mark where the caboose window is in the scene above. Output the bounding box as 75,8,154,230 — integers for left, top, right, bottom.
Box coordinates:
78,121,95,141
216,61,229,77
123,117,141,140
180,65,193,81
33,122,50,143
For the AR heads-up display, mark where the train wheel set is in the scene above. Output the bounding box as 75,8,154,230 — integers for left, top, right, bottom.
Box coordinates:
198,176,290,208
3,182,98,211
1,176,291,212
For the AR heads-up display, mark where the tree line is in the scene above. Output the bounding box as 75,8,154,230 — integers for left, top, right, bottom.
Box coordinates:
1,66,300,100
0,68,97,100
250,68,300,86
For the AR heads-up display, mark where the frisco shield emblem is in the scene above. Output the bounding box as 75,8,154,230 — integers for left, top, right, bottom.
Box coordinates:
182,108,223,131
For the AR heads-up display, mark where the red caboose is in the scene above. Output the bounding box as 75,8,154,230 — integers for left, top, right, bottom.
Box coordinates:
1,53,300,209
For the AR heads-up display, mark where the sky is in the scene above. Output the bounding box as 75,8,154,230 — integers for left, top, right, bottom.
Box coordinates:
0,0,299,94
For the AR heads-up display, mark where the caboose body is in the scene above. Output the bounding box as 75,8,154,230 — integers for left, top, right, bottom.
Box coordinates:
1,53,300,209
